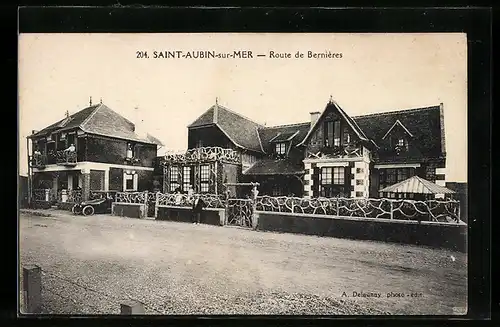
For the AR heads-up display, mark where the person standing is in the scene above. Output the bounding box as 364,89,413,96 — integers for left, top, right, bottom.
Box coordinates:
192,194,206,224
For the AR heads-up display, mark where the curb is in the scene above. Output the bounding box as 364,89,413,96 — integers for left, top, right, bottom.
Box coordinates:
20,209,54,217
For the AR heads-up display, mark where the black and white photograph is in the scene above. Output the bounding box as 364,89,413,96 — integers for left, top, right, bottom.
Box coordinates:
18,32,468,316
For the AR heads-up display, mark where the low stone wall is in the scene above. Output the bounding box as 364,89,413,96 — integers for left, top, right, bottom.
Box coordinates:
31,200,52,210
111,203,146,219
156,205,224,226
255,211,467,252
56,202,76,211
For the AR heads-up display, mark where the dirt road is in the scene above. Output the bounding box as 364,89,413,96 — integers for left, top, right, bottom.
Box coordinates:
19,212,467,315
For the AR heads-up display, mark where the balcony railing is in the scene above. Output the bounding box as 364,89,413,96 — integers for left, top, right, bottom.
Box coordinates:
32,189,56,202
163,146,240,165
30,153,47,168
124,156,142,166
55,150,77,166
57,189,83,203
307,142,362,159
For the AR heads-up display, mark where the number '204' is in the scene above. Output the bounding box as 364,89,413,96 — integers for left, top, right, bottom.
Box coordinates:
136,51,148,58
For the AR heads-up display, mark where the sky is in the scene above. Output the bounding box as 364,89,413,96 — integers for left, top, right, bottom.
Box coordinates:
18,33,467,182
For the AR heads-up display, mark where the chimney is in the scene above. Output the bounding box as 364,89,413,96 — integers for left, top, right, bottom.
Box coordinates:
133,106,148,140
310,111,321,127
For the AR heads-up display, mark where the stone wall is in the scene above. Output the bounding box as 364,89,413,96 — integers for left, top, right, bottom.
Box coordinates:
256,211,466,252
156,206,224,226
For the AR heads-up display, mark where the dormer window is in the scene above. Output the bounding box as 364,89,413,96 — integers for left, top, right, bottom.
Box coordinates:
60,132,66,140
382,119,413,153
275,143,286,155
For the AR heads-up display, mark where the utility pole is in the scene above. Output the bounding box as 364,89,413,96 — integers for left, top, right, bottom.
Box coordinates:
26,137,32,207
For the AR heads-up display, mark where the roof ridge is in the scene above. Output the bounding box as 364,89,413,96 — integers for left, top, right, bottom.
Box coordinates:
217,104,265,127
79,103,103,130
352,105,441,119
255,125,266,153
260,121,310,129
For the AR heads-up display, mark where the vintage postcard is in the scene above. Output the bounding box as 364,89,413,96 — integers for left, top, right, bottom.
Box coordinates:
19,32,468,316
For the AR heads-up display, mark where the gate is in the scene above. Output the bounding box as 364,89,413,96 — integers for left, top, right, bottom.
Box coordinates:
226,199,254,228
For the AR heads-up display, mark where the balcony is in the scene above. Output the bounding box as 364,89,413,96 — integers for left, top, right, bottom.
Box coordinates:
163,146,240,165
30,153,47,169
307,142,363,159
124,156,142,166
55,150,78,166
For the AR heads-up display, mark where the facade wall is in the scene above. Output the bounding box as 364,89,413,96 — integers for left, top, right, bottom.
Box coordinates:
241,152,259,172
222,162,240,197
163,161,237,195
137,170,154,191
188,126,235,150
86,135,157,167
303,160,358,198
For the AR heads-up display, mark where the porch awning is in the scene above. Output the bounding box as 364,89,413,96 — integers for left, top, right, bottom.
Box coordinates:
380,175,456,194
243,159,304,176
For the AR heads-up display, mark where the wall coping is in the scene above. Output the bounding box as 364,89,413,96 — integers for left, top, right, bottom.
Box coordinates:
112,202,145,206
157,205,225,212
255,210,466,227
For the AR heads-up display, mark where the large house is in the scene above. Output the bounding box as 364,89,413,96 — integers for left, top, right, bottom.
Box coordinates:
27,101,163,204
162,98,447,199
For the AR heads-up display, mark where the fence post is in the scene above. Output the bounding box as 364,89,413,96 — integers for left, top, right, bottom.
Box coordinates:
22,264,42,313
389,200,394,220
120,300,145,314
251,200,258,230
143,191,148,219
155,191,160,219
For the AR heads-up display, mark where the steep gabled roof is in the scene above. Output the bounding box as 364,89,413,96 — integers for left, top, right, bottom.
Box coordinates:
28,104,163,145
258,122,310,154
30,105,101,138
297,100,370,147
188,103,265,153
353,105,444,159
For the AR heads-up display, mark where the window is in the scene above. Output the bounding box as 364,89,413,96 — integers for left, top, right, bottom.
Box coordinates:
334,121,341,146
196,139,204,148
200,165,210,193
272,185,281,196
169,166,179,192
325,121,333,147
124,173,137,191
379,168,415,189
275,143,286,155
356,168,364,174
343,126,351,144
355,191,364,197
60,132,66,140
397,138,405,147
356,179,364,186
90,170,105,191
324,120,341,147
319,167,345,197
182,166,192,192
